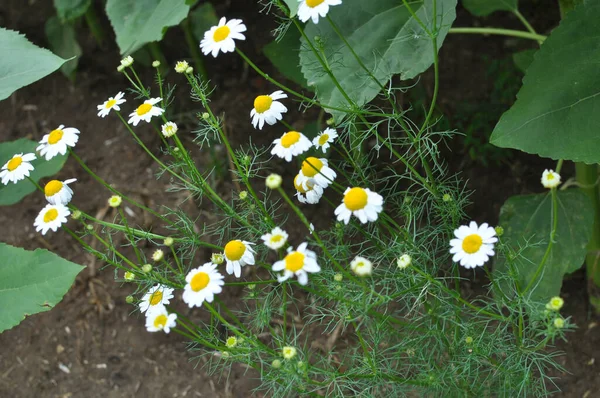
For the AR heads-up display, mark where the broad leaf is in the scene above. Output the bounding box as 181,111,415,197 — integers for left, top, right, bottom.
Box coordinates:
282,0,299,17
494,190,592,303
0,243,84,333
189,2,218,42
490,2,600,163
462,0,517,16
53,0,92,22
264,27,310,89
512,49,536,74
45,16,82,79
0,28,67,101
0,138,68,206
299,0,457,122
106,0,190,55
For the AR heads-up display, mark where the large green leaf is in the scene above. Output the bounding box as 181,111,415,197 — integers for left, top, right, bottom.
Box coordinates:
490,2,600,163
462,0,517,16
53,0,92,22
0,138,68,206
264,27,310,90
0,243,84,333
0,28,68,101
45,16,82,79
299,0,457,122
106,0,191,55
494,190,592,303
282,0,299,17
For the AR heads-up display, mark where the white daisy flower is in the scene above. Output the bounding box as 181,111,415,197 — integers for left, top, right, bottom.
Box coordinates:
298,0,342,24
0,153,36,185
449,221,498,269
145,306,177,334
223,240,255,278
34,203,70,235
272,242,320,285
261,227,289,250
541,169,561,189
200,17,246,58
335,187,384,225
97,92,126,118
250,91,288,130
37,125,80,160
182,262,225,308
282,346,297,359
350,256,372,277
297,157,336,189
271,131,312,162
397,254,412,269
161,122,178,138
139,284,174,314
44,178,77,205
313,128,338,153
294,174,324,204
127,98,164,126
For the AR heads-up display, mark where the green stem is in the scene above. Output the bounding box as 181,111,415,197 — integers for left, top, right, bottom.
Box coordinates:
512,10,539,37
448,27,546,42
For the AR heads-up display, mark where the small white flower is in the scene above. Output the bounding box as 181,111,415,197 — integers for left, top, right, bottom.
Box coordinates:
0,153,36,185
271,131,312,162
554,317,565,329
161,122,178,138
272,242,320,285
226,336,238,348
97,92,126,118
37,125,80,160
397,254,412,269
261,227,289,250
200,17,247,58
298,0,342,24
294,174,324,204
108,195,122,207
250,91,288,130
449,221,497,269
223,240,255,278
44,178,77,205
152,249,164,262
350,256,372,277
120,56,134,67
139,284,174,314
335,187,384,225
34,204,70,235
145,306,177,334
266,173,282,189
174,60,189,73
313,128,338,153
182,262,225,307
282,346,297,360
152,60,161,68
541,169,561,189
546,296,564,311
296,157,336,189
128,98,164,126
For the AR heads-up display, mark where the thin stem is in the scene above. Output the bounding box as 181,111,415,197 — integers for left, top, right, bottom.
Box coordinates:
449,27,547,42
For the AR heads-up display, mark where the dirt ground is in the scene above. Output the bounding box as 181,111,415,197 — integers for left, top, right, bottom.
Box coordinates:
0,1,598,397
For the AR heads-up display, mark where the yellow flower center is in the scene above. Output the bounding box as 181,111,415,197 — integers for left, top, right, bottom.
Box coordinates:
7,156,22,171
136,103,153,116
318,134,329,146
213,25,230,42
105,99,117,109
44,208,59,223
254,95,273,113
307,0,325,7
271,235,283,243
190,272,210,292
48,129,64,145
547,173,555,180
281,131,301,148
225,240,246,261
285,251,305,272
343,187,368,211
153,314,167,328
301,157,323,177
44,180,63,196
149,290,163,306
294,175,307,193
462,234,483,254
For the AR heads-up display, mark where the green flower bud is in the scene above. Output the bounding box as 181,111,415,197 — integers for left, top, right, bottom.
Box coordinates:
142,263,152,273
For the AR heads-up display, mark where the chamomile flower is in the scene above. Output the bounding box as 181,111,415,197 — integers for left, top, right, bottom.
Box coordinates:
282,346,297,360
37,125,80,160
261,227,289,250
546,296,564,311
108,195,122,207
0,153,36,185
182,262,225,307
44,178,77,205
298,0,342,24
272,242,320,285
200,17,246,58
120,56,133,67
174,60,189,73
139,284,174,314
541,169,561,189
271,131,312,162
449,221,497,269
128,98,164,126
250,91,288,129
97,92,126,118
161,122,178,138
313,128,338,153
266,173,282,189
397,254,412,269
224,240,255,278
34,203,70,235
294,174,324,204
350,256,373,277
297,157,336,188
145,306,177,334
335,187,384,224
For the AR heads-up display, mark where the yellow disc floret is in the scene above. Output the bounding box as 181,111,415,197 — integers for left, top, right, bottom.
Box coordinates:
254,95,273,113
48,129,64,145
190,272,210,292
462,234,483,254
343,187,368,211
44,180,63,196
105,99,117,109
149,290,163,306
213,26,230,42
225,240,246,261
7,156,23,171
44,208,59,223
318,134,330,146
136,103,152,116
153,314,167,328
281,131,301,148
307,0,325,7
301,157,323,177
285,251,305,272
